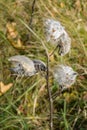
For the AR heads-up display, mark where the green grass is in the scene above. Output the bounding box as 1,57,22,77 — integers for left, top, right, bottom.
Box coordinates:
0,0,87,130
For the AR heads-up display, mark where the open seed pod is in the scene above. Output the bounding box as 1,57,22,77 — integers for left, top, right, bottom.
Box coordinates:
44,18,71,56
53,65,78,90
33,59,47,72
8,55,46,76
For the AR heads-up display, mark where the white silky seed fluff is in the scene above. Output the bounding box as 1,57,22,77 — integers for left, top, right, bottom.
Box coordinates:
8,55,37,76
44,18,71,56
53,65,77,90
8,55,47,76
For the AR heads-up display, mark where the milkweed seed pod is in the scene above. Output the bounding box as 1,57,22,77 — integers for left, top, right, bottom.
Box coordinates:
44,18,71,56
8,55,46,76
53,65,78,90
33,59,47,72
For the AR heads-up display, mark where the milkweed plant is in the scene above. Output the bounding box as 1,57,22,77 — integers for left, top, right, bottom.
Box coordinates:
8,18,78,130
9,18,77,90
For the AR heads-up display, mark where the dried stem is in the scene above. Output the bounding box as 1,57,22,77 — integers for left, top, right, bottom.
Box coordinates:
29,0,36,27
19,18,53,130
49,33,64,57
52,90,62,100
72,108,81,129
46,55,53,130
49,44,59,57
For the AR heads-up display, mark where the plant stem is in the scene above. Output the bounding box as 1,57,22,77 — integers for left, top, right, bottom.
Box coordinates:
49,33,64,57
49,44,59,57
29,0,36,27
19,19,53,130
46,55,53,130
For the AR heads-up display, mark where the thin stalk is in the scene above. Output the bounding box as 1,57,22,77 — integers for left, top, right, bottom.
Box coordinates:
49,44,59,57
49,33,64,57
46,55,53,130
29,0,36,27
19,18,53,130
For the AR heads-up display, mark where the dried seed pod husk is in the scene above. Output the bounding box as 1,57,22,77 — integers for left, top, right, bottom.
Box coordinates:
8,55,36,76
33,59,47,72
8,55,46,76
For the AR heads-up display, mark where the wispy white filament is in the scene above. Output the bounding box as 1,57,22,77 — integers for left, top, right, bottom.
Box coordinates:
44,18,71,56
53,65,77,90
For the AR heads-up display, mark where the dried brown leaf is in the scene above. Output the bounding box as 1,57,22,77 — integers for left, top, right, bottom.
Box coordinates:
6,22,29,49
0,82,13,96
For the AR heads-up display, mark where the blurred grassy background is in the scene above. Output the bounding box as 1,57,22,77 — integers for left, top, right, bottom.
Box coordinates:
0,0,87,130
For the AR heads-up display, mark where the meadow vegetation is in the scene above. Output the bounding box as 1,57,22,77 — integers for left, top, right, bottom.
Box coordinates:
0,0,87,130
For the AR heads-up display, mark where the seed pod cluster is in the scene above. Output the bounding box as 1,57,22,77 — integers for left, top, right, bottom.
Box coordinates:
8,18,77,90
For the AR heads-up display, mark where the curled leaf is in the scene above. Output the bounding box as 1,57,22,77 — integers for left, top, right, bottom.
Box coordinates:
0,82,13,96
6,22,29,49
